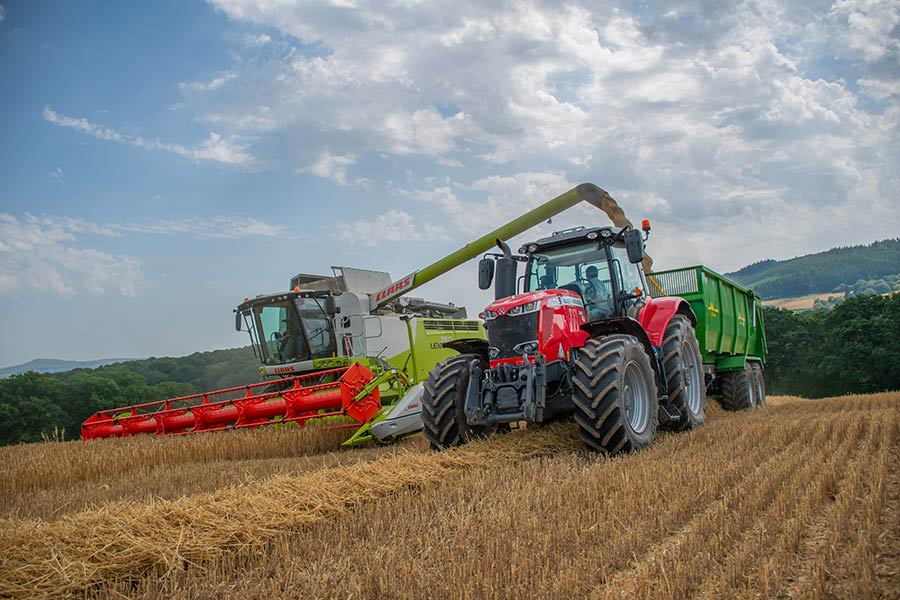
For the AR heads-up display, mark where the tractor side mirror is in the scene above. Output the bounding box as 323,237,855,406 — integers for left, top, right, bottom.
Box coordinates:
478,257,495,290
325,294,336,314
624,229,644,264
235,310,243,331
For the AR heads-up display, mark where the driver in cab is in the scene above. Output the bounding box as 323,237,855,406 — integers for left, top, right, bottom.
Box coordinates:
584,265,613,320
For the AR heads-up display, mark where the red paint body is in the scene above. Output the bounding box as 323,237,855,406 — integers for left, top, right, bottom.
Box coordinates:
81,363,380,440
637,295,691,346
486,290,589,368
484,290,689,368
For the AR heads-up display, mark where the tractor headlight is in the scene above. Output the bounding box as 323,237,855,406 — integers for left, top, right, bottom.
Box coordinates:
508,300,540,316
482,309,498,321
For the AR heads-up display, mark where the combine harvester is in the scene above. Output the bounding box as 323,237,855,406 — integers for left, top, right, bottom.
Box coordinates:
82,183,767,453
82,184,638,445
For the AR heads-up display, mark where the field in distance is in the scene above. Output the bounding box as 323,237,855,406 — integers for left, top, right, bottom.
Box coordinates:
763,292,846,310
1,393,898,599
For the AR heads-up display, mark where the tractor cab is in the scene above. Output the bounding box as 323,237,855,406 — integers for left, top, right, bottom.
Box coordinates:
521,226,648,321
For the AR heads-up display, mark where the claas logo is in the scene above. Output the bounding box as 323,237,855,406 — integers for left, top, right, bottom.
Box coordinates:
375,275,413,302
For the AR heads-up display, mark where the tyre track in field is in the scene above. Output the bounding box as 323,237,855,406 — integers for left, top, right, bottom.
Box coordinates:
779,409,899,599
549,410,824,596
691,412,878,599
594,410,862,599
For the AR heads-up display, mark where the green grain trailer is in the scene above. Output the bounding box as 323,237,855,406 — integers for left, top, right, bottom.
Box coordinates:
648,266,768,410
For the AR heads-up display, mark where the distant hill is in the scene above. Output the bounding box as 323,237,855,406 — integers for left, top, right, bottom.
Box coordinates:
726,238,900,300
0,358,136,379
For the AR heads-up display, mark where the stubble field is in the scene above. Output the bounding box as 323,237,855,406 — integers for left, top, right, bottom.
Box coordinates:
1,393,898,599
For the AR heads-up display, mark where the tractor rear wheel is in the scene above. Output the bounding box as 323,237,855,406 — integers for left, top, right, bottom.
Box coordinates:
660,315,706,431
750,362,766,407
719,364,754,411
573,335,659,454
422,353,494,450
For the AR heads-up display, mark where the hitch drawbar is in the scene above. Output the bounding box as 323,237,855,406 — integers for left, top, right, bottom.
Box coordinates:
464,357,548,425
81,364,381,440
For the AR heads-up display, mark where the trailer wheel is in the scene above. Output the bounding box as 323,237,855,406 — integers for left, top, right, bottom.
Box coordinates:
660,315,707,431
750,362,766,407
719,364,754,411
573,335,659,454
421,354,494,450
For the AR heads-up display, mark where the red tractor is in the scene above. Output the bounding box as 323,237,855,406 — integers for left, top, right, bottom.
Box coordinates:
422,223,706,454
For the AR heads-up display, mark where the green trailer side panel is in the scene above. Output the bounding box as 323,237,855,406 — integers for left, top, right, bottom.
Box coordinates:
648,265,767,371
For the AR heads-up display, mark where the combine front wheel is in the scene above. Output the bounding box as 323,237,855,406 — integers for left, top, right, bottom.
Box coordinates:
421,354,494,450
660,315,707,431
573,335,659,454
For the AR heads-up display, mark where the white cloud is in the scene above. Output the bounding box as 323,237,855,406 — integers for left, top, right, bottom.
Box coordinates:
0,214,141,297
161,1,900,269
43,106,259,169
336,210,448,248
0,4,7,23
0,213,288,297
300,149,356,186
48,166,64,183
179,72,237,92
113,215,286,239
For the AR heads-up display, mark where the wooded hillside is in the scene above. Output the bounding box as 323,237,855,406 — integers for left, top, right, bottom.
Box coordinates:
726,238,900,299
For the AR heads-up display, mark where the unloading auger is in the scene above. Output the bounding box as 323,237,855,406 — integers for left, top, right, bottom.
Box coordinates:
82,184,638,445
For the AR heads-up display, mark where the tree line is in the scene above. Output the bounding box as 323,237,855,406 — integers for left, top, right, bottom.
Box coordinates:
1,294,898,445
0,347,259,444
762,293,900,397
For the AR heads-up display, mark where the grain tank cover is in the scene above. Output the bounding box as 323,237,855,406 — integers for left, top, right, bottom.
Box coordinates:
290,266,392,294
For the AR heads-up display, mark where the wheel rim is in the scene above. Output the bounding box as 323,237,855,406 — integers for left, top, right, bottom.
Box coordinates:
622,360,651,434
682,341,703,414
746,370,756,408
754,368,765,406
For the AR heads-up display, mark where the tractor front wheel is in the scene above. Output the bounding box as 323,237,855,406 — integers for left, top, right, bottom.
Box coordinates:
573,335,659,454
421,353,494,450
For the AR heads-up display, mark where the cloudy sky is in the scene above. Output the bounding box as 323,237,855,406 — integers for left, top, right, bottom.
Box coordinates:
0,0,897,367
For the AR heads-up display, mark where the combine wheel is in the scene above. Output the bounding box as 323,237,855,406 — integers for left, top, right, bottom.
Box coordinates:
750,362,766,407
573,335,659,454
422,354,494,450
719,364,754,411
660,315,706,431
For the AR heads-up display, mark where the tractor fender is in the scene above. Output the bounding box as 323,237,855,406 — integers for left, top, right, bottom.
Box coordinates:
580,317,662,387
443,338,490,361
638,297,696,346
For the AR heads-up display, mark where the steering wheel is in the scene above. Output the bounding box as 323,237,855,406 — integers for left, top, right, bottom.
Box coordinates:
575,278,598,302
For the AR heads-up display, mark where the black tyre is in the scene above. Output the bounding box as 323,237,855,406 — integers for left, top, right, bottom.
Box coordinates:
421,354,494,450
750,362,766,407
660,315,707,431
572,335,659,454
719,364,754,411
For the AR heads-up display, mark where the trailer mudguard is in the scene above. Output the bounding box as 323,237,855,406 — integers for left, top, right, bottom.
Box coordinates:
638,297,696,346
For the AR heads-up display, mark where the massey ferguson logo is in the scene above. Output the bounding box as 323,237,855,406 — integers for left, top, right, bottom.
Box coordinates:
375,274,414,302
